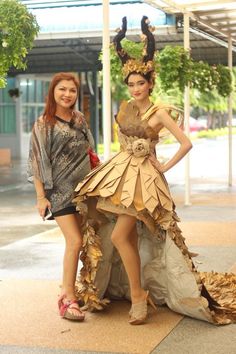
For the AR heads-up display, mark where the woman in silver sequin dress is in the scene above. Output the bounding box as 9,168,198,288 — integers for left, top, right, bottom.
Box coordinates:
28,72,95,321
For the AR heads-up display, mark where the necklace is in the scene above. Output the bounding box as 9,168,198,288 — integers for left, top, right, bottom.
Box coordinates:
138,103,153,116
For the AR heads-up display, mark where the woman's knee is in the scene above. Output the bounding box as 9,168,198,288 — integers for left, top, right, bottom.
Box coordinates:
65,234,83,252
111,217,137,247
111,230,128,248
111,231,118,246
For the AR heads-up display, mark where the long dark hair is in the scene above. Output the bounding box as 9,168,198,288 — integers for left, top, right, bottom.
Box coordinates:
43,72,80,125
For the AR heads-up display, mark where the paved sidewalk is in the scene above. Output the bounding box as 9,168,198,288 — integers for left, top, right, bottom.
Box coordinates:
0,158,236,354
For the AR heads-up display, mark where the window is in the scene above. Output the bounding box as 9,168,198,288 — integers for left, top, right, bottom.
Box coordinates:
20,78,49,133
0,78,16,134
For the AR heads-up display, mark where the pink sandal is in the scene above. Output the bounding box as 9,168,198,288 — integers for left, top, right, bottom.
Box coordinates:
58,295,85,321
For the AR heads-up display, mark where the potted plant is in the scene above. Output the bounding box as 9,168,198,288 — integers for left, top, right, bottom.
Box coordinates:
8,87,21,100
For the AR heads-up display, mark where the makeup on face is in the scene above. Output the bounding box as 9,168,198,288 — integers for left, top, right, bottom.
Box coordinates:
54,80,78,108
127,74,152,100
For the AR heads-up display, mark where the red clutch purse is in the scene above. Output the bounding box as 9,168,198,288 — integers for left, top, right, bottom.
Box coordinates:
88,148,100,169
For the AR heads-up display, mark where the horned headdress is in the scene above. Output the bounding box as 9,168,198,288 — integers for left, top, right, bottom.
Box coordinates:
113,16,156,79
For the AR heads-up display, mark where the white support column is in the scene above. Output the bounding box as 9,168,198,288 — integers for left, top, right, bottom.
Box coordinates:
16,76,23,159
184,13,191,205
102,0,111,160
228,35,233,186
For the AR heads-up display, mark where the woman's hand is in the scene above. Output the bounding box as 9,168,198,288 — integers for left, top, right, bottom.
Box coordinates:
148,109,193,171
36,197,51,219
149,153,167,173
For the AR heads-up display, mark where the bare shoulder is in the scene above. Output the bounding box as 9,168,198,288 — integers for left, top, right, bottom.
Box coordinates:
148,108,170,127
155,108,171,120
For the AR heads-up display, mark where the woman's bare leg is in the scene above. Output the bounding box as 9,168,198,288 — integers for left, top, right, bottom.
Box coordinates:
55,213,83,315
111,214,146,304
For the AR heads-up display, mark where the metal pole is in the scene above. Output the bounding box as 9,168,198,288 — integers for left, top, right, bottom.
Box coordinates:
228,35,233,186
184,13,191,205
16,76,22,159
102,0,111,160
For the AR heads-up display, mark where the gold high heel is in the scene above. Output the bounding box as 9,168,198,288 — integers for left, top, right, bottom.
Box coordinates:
129,290,157,325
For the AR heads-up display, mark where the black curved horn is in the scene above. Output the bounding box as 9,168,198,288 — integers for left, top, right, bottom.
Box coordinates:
141,16,155,62
113,16,130,64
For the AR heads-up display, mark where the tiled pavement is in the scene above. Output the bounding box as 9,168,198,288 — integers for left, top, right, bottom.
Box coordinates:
0,157,235,354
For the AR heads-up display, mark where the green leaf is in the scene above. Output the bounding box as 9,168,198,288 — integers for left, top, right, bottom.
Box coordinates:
0,0,39,87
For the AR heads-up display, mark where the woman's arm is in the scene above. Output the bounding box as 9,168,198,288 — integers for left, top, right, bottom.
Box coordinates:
148,108,192,173
33,176,51,219
28,117,53,218
27,116,53,189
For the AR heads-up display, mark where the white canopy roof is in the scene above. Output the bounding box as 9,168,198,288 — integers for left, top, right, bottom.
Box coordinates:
145,1,236,45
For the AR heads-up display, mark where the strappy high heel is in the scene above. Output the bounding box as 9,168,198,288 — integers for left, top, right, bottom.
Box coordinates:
58,294,85,321
129,290,157,325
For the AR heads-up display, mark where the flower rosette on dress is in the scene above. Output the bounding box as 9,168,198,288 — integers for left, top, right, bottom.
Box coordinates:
130,138,150,157
118,128,152,157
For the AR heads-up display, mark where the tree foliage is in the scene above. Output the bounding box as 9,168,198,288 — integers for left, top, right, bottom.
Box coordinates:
0,0,39,87
157,46,233,97
216,64,233,97
190,61,220,93
157,45,191,92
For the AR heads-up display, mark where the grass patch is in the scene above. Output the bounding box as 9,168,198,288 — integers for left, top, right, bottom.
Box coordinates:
196,127,236,138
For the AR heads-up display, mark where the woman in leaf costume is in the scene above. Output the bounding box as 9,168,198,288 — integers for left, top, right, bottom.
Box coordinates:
73,17,236,325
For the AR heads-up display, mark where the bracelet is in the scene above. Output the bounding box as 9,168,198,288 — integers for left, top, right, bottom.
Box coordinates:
37,195,46,200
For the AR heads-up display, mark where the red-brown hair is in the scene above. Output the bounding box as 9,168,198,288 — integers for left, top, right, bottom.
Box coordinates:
43,72,80,125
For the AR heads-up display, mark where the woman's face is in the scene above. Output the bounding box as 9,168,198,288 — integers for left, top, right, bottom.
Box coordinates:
54,80,78,109
127,73,152,101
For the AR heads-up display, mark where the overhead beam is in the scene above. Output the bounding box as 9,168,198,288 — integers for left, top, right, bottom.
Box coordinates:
145,0,236,41
195,9,236,16
21,0,142,9
145,0,185,13
30,41,102,50
195,19,231,37
26,50,101,56
208,16,236,23
183,0,236,9
36,25,176,41
189,26,236,52
146,0,236,12
10,60,101,71
221,24,236,30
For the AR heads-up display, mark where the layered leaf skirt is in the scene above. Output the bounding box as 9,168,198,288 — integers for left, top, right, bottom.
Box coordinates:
73,140,236,324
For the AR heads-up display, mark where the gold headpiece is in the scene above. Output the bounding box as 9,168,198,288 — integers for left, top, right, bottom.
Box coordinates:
122,59,155,79
113,16,156,79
